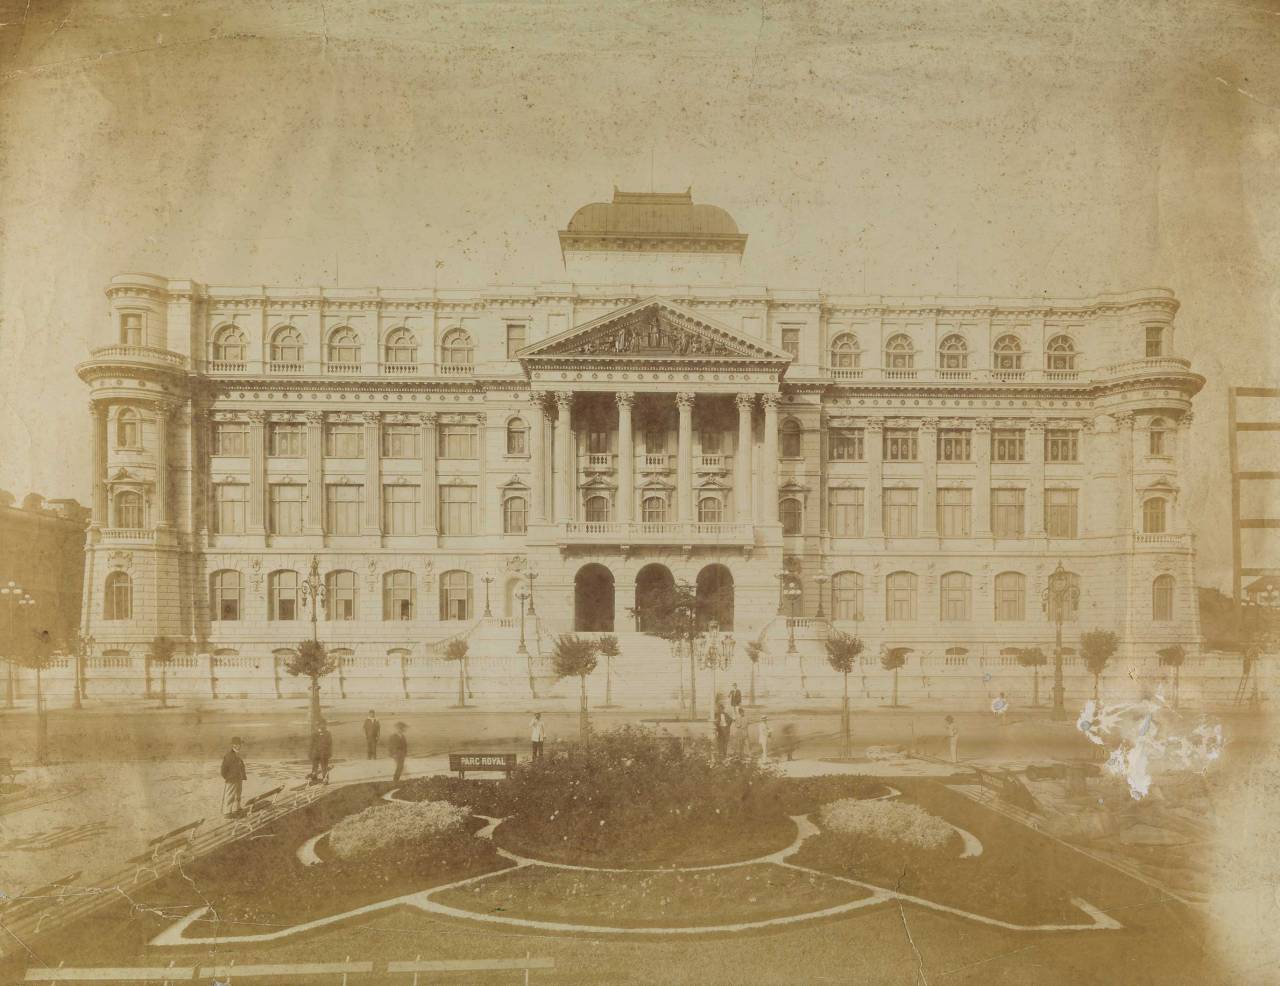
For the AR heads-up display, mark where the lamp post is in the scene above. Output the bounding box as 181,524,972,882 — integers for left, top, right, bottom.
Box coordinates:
73,632,94,710
300,555,326,640
699,621,735,706
814,573,829,621
781,577,802,655
1040,561,1080,721
525,570,539,617
516,589,530,656
481,574,494,618
2,580,24,708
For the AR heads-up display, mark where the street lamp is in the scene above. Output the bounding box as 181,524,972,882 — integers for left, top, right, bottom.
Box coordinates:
481,574,494,618
299,555,326,640
814,573,829,621
698,621,735,705
780,576,803,654
1040,561,1080,721
2,581,25,708
74,632,94,710
516,589,530,655
525,570,539,617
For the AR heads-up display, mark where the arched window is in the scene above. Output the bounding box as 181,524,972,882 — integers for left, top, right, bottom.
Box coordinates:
212,325,247,363
938,334,968,370
994,571,1026,621
940,572,971,621
830,333,861,369
1143,497,1168,534
993,334,1023,370
886,571,917,621
503,495,528,534
326,570,357,621
116,408,140,448
698,496,723,524
384,328,418,366
114,490,144,529
210,570,241,621
1149,417,1168,456
585,495,610,523
884,334,914,370
831,571,863,621
506,418,528,456
441,329,474,366
1046,334,1076,370
327,327,361,365
642,496,667,524
270,326,304,364
1047,570,1081,622
104,572,132,620
1153,575,1175,622
780,418,802,458
268,570,298,621
440,570,472,621
780,497,803,535
383,570,415,621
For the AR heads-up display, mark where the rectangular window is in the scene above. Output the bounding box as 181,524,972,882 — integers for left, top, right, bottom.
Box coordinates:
268,423,305,457
828,488,865,536
645,429,666,454
883,488,918,537
829,429,864,461
325,484,362,535
884,429,918,462
588,430,610,454
700,430,722,454
439,424,477,459
1045,488,1079,538
1045,429,1079,463
121,312,143,346
439,485,476,535
268,484,303,535
781,325,801,357
937,429,971,462
381,424,419,458
992,429,1025,463
1145,325,1164,358
325,424,363,458
213,484,247,534
991,488,1026,538
212,423,249,456
382,485,419,535
506,323,527,359
937,488,972,538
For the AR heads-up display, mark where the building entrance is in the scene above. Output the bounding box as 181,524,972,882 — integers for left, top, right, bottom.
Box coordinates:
634,563,675,633
696,563,734,630
574,564,615,632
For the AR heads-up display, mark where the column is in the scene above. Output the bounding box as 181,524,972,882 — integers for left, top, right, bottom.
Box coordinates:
476,412,488,533
304,411,324,535
616,392,634,524
419,412,438,535
974,418,992,536
1176,411,1193,531
735,393,754,523
761,394,780,523
676,393,695,523
529,399,546,523
362,411,382,534
920,417,938,536
1116,412,1136,533
90,401,107,526
866,416,884,536
247,410,267,535
1027,420,1045,537
553,392,572,523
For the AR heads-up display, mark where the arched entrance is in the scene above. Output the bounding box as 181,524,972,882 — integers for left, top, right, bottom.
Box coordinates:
634,563,675,633
696,564,735,630
574,564,615,632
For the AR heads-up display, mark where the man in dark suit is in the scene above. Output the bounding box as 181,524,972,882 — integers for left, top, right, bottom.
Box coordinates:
729,683,743,712
221,737,247,817
388,721,408,782
310,721,333,782
363,710,381,759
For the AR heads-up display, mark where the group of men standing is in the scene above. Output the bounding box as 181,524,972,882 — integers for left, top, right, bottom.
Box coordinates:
712,682,773,760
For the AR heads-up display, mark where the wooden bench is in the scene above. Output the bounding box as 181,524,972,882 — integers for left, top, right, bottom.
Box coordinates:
448,752,517,780
0,757,22,783
125,819,203,882
971,766,1040,815
230,785,284,835
285,777,325,808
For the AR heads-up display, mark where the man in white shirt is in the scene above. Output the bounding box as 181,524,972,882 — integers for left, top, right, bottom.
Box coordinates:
530,712,546,760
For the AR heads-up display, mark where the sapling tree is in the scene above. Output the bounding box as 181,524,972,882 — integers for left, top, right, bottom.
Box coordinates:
443,639,471,708
597,634,620,708
1157,644,1186,710
148,635,177,708
881,646,911,707
1016,646,1048,707
552,634,600,743
824,631,864,757
1081,630,1119,704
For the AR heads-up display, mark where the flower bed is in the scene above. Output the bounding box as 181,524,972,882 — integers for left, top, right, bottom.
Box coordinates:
328,799,469,860
818,799,959,852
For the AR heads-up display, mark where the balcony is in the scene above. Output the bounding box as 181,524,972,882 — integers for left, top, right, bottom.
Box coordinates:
100,528,155,542
208,360,247,373
560,520,754,546
325,362,361,374
268,361,304,374
884,368,917,381
1044,369,1080,381
87,344,190,370
991,368,1026,382
585,453,613,471
937,368,972,381
699,453,725,469
382,363,418,375
642,453,669,469
439,363,473,376
831,367,864,380
1134,532,1190,547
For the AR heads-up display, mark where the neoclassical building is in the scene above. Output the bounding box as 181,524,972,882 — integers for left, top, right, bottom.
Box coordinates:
75,189,1205,702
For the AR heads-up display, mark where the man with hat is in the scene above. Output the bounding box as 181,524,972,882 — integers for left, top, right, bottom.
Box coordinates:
220,736,247,817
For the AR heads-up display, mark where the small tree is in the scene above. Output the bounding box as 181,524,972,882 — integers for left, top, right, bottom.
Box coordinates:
286,638,337,731
443,639,470,708
1016,647,1049,707
552,634,599,744
1081,630,1119,704
149,635,178,708
744,639,765,706
881,646,911,707
597,634,620,708
1157,644,1186,710
18,629,58,764
824,632,864,757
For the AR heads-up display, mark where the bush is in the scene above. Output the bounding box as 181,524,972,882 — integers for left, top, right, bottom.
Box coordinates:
328,799,468,860
818,799,957,852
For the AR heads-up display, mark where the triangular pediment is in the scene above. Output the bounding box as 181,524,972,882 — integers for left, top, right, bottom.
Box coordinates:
519,298,793,362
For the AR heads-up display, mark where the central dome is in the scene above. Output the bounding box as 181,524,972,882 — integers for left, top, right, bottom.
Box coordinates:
565,188,741,239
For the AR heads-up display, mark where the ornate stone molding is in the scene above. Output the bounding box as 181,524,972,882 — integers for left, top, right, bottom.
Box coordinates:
615,391,635,410
675,392,697,409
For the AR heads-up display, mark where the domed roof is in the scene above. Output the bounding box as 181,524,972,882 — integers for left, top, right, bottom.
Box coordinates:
565,188,740,237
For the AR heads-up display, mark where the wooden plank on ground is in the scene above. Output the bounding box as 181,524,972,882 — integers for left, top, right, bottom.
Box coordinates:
25,968,195,981
197,962,374,977
387,958,556,972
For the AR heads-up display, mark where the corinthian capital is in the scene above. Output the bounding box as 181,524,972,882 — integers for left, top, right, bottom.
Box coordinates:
760,393,782,411
676,392,697,410
554,391,573,413
973,417,992,434
735,393,756,412
247,410,268,425
362,410,381,426
615,392,635,411
305,411,325,426
418,411,438,426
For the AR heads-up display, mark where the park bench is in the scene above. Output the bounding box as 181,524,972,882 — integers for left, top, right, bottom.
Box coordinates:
0,757,22,783
229,785,284,834
285,777,326,808
125,818,203,882
0,872,81,923
970,765,1041,815
448,752,517,780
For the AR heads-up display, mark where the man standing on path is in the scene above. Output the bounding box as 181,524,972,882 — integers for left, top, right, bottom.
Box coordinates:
388,721,408,782
310,721,333,782
729,682,743,712
363,710,381,759
530,712,546,761
220,737,246,817
946,715,960,763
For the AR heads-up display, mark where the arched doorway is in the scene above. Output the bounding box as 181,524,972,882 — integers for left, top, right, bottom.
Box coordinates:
634,563,675,633
696,564,735,630
575,564,615,632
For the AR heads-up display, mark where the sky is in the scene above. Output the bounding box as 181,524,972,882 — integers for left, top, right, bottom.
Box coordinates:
1,0,1277,589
